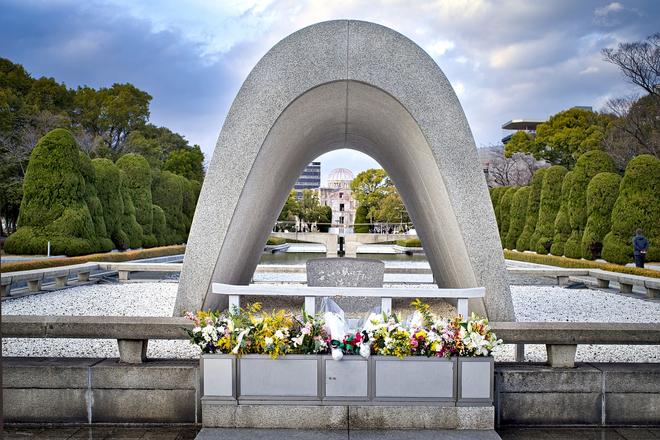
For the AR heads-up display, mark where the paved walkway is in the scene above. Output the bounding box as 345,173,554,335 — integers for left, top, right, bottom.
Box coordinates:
4,427,660,439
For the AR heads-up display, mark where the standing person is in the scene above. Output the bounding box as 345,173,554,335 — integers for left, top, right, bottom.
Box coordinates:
633,229,649,268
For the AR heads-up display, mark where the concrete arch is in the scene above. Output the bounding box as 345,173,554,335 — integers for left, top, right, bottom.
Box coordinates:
175,20,514,321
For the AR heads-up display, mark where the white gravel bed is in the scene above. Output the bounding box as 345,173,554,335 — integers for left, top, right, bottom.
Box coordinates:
2,283,659,363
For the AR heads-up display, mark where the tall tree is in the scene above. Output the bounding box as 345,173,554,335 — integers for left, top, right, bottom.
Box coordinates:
602,33,660,98
73,83,151,152
505,108,612,168
163,145,205,182
350,168,391,223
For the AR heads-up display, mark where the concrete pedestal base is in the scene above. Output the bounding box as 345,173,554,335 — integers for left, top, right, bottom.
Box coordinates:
196,428,502,439
201,403,494,430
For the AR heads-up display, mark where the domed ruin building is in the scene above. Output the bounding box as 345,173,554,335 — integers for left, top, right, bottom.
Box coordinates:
316,168,358,233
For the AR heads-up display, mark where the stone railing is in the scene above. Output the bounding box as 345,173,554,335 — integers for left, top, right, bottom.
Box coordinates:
1,315,191,364
493,321,660,368
1,262,99,296
3,315,660,368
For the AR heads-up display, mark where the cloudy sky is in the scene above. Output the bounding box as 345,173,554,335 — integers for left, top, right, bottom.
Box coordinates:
2,0,658,184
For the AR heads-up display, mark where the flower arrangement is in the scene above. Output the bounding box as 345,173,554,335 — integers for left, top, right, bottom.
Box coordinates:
185,299,501,359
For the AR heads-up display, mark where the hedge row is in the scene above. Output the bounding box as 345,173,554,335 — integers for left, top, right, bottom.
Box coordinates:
494,152,658,266
503,249,659,278
2,245,185,272
4,129,200,256
396,238,422,247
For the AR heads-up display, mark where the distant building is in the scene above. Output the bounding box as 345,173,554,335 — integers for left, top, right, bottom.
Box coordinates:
501,119,544,144
294,161,321,198
316,168,358,233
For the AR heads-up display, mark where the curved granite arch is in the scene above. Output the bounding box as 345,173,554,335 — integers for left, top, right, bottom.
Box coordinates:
175,20,514,321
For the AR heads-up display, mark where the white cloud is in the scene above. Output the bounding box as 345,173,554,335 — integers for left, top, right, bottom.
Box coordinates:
595,2,624,17
580,65,599,74
426,39,456,57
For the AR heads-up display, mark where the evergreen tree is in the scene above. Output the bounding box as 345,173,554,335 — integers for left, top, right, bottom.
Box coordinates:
517,168,546,251
581,172,621,260
550,171,574,256
505,187,530,250
602,155,660,263
92,158,130,250
4,129,101,256
531,165,568,254
498,187,517,247
564,150,616,258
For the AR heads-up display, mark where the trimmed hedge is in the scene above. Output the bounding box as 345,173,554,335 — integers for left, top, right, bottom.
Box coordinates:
531,165,567,254
93,158,129,250
2,245,185,272
602,154,660,264
498,187,517,247
4,129,103,256
504,249,659,278
489,186,509,230
266,236,286,246
119,170,144,249
396,238,422,247
116,154,155,247
564,150,616,258
550,171,574,256
152,170,186,244
581,172,621,260
152,204,167,246
505,186,530,250
517,169,546,251
79,151,114,252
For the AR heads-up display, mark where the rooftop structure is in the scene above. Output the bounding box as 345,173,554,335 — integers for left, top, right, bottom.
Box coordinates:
501,119,544,144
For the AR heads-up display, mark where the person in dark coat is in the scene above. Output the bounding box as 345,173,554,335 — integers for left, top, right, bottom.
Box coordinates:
633,229,649,268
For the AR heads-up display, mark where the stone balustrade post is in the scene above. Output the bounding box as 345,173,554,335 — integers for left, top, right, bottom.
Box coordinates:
546,344,577,368
117,339,148,363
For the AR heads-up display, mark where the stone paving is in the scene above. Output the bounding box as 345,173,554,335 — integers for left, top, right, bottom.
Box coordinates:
4,427,660,439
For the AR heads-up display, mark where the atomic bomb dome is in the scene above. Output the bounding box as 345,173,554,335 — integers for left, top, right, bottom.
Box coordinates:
327,168,354,188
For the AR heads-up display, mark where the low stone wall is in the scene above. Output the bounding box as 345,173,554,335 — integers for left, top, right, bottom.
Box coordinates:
2,358,199,424
495,362,660,426
3,358,659,427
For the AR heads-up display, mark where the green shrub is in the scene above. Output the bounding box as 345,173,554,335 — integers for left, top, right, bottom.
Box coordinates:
267,236,286,246
498,187,517,246
3,129,105,256
602,154,660,264
116,154,154,244
119,170,143,249
354,205,370,233
489,186,509,230
531,165,567,254
93,158,129,250
505,186,529,250
152,170,185,244
79,151,113,252
581,172,621,260
517,169,546,251
396,238,422,247
550,171,574,256
151,204,167,246
181,177,200,236
564,150,616,258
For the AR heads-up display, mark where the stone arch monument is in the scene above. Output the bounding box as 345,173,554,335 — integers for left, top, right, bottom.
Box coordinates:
175,20,515,321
